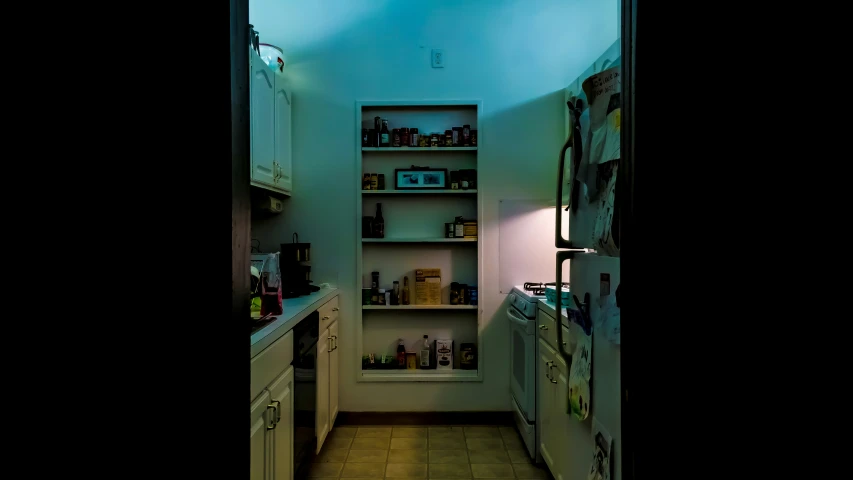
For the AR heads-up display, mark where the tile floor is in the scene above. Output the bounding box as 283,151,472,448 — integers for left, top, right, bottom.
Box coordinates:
309,425,553,479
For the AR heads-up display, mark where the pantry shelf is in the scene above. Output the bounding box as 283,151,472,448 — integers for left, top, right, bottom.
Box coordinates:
356,100,483,384
362,304,478,310
361,369,480,382
362,147,477,152
361,189,477,195
362,238,477,243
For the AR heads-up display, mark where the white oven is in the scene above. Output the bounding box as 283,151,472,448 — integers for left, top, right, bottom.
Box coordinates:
508,305,536,423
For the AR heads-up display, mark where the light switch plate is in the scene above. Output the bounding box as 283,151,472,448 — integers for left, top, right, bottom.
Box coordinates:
431,49,444,68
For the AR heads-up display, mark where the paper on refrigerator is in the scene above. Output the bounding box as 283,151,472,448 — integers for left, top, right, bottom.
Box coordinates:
587,417,613,480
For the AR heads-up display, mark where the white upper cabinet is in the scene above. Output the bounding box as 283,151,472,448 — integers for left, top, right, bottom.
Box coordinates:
250,47,276,188
274,75,292,194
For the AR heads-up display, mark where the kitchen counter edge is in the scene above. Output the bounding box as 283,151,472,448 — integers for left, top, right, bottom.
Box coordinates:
251,288,339,358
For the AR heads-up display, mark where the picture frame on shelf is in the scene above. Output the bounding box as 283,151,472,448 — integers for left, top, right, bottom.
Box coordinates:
394,168,449,190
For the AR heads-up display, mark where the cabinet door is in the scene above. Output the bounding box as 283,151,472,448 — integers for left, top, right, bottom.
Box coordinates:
315,328,330,453
251,391,272,480
329,320,339,428
250,48,276,187
273,75,292,193
269,366,294,480
537,339,556,473
550,354,571,480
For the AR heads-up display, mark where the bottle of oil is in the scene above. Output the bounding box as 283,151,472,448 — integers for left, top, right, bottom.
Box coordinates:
401,276,410,305
374,203,385,238
380,120,390,147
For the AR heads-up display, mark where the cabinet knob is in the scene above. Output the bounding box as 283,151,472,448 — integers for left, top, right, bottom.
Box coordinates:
539,325,548,330
332,307,339,311
323,315,330,320
550,378,558,384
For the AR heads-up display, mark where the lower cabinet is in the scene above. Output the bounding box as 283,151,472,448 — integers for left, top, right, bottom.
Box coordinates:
537,311,572,480
250,391,272,480
316,327,331,453
329,320,339,427
269,366,294,480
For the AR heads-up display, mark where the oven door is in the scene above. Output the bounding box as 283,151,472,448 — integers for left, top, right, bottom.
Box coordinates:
508,306,535,422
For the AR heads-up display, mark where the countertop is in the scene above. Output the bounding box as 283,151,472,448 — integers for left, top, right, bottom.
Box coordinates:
537,298,571,327
250,287,339,358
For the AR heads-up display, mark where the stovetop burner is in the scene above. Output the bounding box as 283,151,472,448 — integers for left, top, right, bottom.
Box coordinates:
523,282,570,296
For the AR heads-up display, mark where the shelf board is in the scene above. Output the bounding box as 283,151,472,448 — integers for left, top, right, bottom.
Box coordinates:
362,304,478,310
362,189,477,195
362,147,477,152
360,369,479,382
362,238,477,243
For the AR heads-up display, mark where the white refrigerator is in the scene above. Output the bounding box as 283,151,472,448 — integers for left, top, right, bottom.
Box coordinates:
553,39,623,480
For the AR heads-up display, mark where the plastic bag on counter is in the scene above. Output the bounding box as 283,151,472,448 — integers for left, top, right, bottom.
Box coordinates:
260,252,282,316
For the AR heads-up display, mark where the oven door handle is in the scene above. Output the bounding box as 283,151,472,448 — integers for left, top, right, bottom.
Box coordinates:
506,307,531,328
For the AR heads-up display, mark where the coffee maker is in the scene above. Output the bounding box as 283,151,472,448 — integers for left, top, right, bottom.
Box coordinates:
279,233,319,298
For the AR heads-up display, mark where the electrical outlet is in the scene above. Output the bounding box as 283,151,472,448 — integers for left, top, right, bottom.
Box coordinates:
431,49,444,68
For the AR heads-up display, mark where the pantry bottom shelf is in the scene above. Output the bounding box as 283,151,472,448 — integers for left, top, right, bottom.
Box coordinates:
360,369,480,382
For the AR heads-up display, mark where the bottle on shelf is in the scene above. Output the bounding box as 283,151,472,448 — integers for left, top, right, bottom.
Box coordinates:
374,203,385,238
420,335,431,369
380,120,390,147
374,116,382,146
401,276,410,305
396,339,406,368
391,281,400,305
371,271,379,304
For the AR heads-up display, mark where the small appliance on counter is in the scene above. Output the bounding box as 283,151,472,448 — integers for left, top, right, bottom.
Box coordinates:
279,233,320,298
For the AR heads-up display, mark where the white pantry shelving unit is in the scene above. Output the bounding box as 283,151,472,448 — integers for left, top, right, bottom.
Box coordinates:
355,100,483,383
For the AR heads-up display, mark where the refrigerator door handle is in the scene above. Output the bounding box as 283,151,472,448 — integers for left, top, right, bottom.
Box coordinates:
556,101,575,250
555,250,575,365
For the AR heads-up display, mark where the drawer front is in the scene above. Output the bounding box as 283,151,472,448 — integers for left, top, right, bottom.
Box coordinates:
251,329,293,401
537,309,557,348
318,296,340,333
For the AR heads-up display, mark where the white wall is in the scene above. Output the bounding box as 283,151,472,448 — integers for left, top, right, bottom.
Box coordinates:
250,0,618,411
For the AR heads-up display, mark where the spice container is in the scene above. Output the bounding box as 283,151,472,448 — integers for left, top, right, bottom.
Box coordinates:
371,271,380,303
460,171,470,189
418,134,428,147
363,173,372,190
362,128,369,147
459,284,467,305
374,117,382,146
378,174,386,190
430,133,440,147
444,130,453,146
378,288,386,305
450,171,459,190
460,343,477,370
370,173,378,190
450,282,460,305
468,286,478,305
385,289,391,305
400,127,409,147
410,128,419,147
471,130,477,147
392,128,401,147
462,124,471,146
452,127,461,146
445,222,455,238
368,129,376,147
392,281,400,305
454,216,464,237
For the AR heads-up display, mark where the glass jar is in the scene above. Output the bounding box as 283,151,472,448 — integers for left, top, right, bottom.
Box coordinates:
400,128,409,147
444,130,453,146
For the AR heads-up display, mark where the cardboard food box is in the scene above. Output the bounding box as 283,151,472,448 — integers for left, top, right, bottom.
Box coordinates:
463,221,477,239
415,268,441,305
435,339,453,370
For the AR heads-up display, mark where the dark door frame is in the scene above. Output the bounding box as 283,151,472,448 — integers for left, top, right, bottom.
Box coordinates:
232,0,251,331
